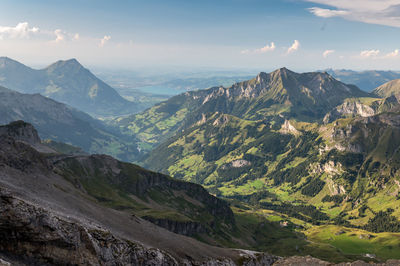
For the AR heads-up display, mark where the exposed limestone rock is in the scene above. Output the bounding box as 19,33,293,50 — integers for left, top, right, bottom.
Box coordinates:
312,161,344,177
213,114,230,126
324,101,375,124
280,120,300,136
326,178,346,196
197,113,207,125
231,160,251,168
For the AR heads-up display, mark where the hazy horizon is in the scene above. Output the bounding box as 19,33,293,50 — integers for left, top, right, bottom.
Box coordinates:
1,0,400,71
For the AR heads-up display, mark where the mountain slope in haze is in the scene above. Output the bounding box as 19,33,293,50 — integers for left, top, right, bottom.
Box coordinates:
0,57,140,117
326,69,400,92
0,86,138,161
372,79,400,98
113,68,371,153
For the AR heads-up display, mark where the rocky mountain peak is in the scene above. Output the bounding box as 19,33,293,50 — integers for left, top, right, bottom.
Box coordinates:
0,120,41,145
45,58,85,74
0,57,30,70
256,72,268,83
274,67,295,77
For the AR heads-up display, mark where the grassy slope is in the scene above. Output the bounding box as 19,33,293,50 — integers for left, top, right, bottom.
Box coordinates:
140,109,400,261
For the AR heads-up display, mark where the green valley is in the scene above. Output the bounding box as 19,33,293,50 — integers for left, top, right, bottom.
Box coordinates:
113,69,400,262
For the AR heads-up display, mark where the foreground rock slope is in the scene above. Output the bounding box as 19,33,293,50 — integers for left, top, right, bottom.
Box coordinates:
0,121,280,265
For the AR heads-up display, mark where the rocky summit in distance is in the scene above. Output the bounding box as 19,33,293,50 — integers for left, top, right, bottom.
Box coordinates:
113,68,372,155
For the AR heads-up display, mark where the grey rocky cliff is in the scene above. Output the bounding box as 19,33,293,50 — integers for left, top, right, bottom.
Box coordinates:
324,100,375,124
142,216,208,236
0,189,281,265
0,120,41,144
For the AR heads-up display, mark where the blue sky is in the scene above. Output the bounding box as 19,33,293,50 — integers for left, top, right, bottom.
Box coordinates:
1,0,400,71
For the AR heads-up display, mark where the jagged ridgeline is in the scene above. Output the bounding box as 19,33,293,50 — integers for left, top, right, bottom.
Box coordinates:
113,68,370,153
112,68,400,260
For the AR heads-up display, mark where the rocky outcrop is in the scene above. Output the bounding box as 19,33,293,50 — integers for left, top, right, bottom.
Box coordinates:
55,154,235,227
312,161,343,177
0,189,281,266
231,160,251,168
323,100,375,124
142,217,208,236
280,120,300,136
0,120,41,145
0,190,179,265
326,178,347,195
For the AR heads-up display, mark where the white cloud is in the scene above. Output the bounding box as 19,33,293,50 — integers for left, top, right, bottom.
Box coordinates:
308,7,349,18
73,33,80,40
99,35,111,47
54,29,66,43
0,22,39,40
385,49,400,58
287,40,300,54
360,49,380,58
256,42,276,53
306,0,400,28
241,42,275,54
323,49,335,58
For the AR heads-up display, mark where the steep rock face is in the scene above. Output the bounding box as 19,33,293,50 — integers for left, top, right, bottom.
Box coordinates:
329,112,400,154
0,191,179,266
55,154,235,228
142,217,208,236
323,100,376,124
0,120,41,145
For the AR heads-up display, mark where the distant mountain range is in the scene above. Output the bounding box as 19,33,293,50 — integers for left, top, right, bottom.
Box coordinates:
0,86,138,161
325,69,400,92
111,68,400,261
0,57,143,117
113,68,370,154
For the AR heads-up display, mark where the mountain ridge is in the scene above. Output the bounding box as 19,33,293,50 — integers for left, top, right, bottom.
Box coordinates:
0,85,139,161
372,79,400,98
113,68,372,154
0,57,140,117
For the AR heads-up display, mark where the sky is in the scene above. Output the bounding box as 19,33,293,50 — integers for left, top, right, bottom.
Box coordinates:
0,0,400,71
